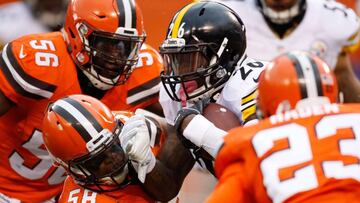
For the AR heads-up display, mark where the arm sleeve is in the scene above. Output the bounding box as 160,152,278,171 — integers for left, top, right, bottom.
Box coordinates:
125,44,163,109
0,41,57,105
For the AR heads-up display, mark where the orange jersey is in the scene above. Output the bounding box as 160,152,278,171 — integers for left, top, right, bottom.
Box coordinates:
208,103,360,203
0,32,162,202
59,177,153,203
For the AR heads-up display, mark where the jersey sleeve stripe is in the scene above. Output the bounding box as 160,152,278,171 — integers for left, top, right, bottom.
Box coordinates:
343,27,360,52
127,84,160,105
0,43,56,99
241,103,256,122
347,27,360,42
241,99,256,111
241,89,257,105
128,77,161,96
127,77,161,104
0,50,42,100
6,43,57,92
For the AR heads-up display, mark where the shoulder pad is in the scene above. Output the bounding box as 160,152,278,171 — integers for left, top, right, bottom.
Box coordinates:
0,33,74,101
135,43,163,70
126,43,162,106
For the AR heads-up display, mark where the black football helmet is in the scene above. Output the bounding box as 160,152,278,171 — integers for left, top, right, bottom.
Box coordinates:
160,1,246,103
256,0,306,24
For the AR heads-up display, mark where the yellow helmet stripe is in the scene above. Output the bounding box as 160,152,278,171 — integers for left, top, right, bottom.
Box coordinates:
171,2,197,38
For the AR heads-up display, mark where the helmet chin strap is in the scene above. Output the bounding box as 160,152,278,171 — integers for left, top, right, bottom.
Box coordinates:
260,0,302,24
82,66,120,90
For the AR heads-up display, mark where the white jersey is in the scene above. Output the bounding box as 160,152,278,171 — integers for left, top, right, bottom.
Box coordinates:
0,1,48,45
159,56,266,125
219,0,360,68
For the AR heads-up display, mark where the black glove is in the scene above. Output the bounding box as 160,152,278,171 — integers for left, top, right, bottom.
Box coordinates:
192,97,211,114
174,107,200,149
174,97,211,147
174,98,216,175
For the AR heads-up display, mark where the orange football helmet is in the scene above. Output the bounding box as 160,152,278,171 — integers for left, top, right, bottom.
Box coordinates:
257,51,338,117
63,0,145,90
42,94,130,192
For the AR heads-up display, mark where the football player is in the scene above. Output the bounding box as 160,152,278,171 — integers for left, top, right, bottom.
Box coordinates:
0,0,48,49
218,0,360,102
25,0,68,31
159,1,267,175
160,1,266,127
0,0,163,202
42,95,185,202
189,51,360,202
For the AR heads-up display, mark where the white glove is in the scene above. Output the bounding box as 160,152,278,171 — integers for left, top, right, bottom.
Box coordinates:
119,114,156,183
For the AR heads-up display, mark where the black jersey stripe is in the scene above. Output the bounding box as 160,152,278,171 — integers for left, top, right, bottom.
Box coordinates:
0,43,56,99
5,43,56,93
128,77,160,97
0,50,42,99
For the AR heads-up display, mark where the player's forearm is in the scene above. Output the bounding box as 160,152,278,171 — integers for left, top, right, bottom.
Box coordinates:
179,114,226,159
142,133,195,201
142,159,183,201
335,53,360,102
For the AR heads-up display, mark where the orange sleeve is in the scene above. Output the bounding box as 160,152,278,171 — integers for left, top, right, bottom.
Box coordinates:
206,163,246,203
0,34,65,106
125,43,163,109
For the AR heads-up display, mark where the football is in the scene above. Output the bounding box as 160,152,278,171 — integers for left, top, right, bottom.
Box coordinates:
202,103,241,131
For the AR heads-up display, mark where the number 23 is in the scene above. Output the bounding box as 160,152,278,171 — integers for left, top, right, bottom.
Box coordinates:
252,114,360,203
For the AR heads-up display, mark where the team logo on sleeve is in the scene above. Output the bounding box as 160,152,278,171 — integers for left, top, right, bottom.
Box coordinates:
310,40,328,58
19,45,27,59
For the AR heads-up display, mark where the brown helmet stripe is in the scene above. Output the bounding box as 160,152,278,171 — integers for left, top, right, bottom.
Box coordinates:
51,97,103,142
117,0,136,29
287,53,308,99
